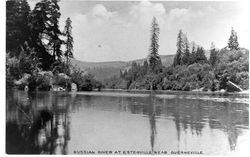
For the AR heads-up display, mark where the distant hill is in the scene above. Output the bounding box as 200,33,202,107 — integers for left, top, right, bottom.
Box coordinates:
71,54,176,81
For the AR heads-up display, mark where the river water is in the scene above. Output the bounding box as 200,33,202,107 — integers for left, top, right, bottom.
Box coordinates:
6,90,249,154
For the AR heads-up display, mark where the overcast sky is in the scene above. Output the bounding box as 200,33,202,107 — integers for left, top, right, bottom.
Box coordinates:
28,0,249,62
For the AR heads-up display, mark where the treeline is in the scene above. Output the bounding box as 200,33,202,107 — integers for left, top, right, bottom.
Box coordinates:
105,18,249,91
6,0,100,91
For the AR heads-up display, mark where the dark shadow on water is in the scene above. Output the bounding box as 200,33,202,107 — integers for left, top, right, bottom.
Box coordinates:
6,90,71,154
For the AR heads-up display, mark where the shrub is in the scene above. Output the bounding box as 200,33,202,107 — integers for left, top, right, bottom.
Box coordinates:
162,79,174,90
6,56,20,80
36,74,51,91
70,66,99,91
182,83,191,91
235,72,249,89
53,73,71,89
27,72,52,91
6,73,14,88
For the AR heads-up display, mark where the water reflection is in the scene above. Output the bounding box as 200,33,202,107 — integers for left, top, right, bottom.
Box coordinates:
6,91,71,154
6,90,249,154
148,95,157,152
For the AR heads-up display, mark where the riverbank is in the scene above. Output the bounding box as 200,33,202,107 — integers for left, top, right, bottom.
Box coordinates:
8,87,248,98
68,90,249,104
91,88,249,97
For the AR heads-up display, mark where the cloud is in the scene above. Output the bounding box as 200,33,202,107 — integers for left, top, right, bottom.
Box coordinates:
169,8,189,18
130,1,166,16
90,4,118,19
128,1,166,25
168,8,191,23
167,7,206,26
68,1,191,61
54,1,246,62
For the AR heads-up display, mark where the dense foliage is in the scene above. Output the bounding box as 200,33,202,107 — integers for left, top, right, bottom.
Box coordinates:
6,2,248,92
228,27,239,51
105,18,249,91
6,0,101,91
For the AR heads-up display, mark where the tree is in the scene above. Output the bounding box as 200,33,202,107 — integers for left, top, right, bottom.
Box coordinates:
63,17,74,74
47,0,63,62
189,42,196,64
29,0,63,70
195,46,207,64
6,0,31,57
209,42,219,67
131,61,138,81
173,29,185,66
228,27,239,50
143,60,149,75
182,35,190,65
28,0,51,70
148,17,162,73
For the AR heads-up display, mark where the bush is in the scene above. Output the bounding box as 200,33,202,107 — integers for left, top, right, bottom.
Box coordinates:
6,73,14,88
70,66,99,91
235,72,249,90
79,74,98,91
36,74,51,91
172,81,184,90
104,76,121,89
182,83,191,91
53,73,71,89
6,56,21,80
27,72,52,91
162,79,174,90
214,49,249,90
94,81,104,91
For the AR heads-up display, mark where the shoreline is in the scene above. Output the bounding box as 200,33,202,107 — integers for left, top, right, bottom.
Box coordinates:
92,88,249,97
7,87,249,98
7,88,249,104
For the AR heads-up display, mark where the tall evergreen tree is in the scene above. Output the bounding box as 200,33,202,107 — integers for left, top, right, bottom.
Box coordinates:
182,35,190,65
64,17,74,70
209,42,218,67
6,0,31,57
148,17,162,73
29,0,63,70
173,29,185,66
143,60,149,75
29,0,53,70
49,0,63,61
131,62,138,81
195,46,207,64
189,42,196,64
228,27,239,50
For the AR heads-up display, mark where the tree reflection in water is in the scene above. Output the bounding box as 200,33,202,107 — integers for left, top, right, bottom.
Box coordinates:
6,90,249,154
6,90,71,154
127,94,248,152
148,94,157,152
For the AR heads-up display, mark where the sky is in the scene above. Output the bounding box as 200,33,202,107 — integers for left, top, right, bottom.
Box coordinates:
28,0,250,62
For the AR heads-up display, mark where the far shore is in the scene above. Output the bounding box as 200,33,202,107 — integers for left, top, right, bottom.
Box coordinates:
8,87,249,97
80,88,249,97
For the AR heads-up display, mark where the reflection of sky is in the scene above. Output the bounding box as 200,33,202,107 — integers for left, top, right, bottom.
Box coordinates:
6,90,249,154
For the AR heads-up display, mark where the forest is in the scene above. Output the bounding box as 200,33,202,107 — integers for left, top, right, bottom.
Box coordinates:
104,18,249,92
6,0,102,91
6,0,249,92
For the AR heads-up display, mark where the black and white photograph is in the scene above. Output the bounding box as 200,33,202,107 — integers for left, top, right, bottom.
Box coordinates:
3,0,250,155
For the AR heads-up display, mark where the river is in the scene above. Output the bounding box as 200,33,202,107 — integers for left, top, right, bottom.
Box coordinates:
6,89,249,154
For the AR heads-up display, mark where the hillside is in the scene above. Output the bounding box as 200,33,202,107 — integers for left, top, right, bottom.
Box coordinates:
71,54,175,81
